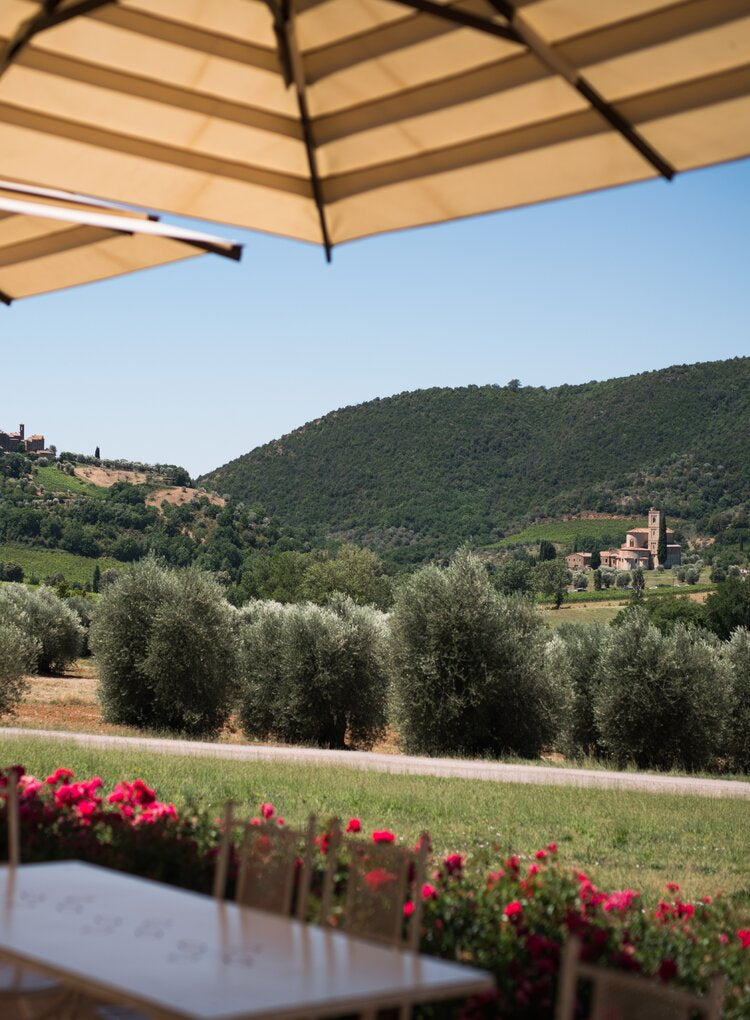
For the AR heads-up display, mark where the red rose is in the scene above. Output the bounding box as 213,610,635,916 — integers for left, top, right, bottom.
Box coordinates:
372,830,395,844
444,853,464,876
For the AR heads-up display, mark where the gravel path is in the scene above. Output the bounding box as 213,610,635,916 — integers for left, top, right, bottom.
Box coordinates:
3,727,749,800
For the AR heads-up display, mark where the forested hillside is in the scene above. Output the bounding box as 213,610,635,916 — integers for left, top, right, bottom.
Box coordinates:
202,358,750,564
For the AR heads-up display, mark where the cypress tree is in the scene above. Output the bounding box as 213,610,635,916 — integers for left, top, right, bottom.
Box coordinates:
92,564,101,593
657,513,668,566
539,539,556,562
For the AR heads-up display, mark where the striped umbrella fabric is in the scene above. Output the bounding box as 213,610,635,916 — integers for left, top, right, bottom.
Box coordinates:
0,179,241,303
0,1,748,260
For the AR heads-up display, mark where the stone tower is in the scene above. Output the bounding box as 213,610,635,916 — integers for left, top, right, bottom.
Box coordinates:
648,508,662,558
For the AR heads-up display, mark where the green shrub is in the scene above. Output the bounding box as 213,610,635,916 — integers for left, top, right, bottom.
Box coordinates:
0,584,83,673
611,596,706,635
66,594,95,656
547,623,607,757
723,628,750,772
389,550,563,758
236,595,388,749
91,559,237,736
704,577,750,639
594,609,730,770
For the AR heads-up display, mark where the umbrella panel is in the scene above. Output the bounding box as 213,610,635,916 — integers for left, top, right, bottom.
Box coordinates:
0,0,747,249
0,180,241,302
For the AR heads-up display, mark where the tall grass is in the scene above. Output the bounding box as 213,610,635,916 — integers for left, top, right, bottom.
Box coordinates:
4,735,750,905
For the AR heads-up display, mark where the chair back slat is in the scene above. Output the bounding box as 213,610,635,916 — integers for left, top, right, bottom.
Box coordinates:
557,936,725,1020
6,767,20,869
407,837,429,951
212,800,234,900
319,819,342,926
295,814,317,922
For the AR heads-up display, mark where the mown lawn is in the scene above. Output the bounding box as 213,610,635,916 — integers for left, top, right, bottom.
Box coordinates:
0,544,122,585
5,735,750,906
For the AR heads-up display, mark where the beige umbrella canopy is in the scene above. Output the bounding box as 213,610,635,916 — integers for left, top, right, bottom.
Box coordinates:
0,178,241,303
0,1,748,260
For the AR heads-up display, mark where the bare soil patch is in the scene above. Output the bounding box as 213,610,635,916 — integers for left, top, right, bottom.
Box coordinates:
145,487,224,511
74,466,149,487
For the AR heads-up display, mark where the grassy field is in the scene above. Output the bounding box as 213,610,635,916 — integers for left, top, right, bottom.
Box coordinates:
537,570,714,608
33,466,106,498
0,544,122,585
4,735,749,905
543,604,622,628
493,518,644,548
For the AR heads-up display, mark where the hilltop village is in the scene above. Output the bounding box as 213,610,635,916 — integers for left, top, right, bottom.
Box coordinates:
0,422,51,455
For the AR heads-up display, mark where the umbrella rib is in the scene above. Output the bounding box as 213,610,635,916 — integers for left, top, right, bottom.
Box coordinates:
0,289,12,306
268,1,332,262
387,1,519,44
0,0,117,78
484,0,675,180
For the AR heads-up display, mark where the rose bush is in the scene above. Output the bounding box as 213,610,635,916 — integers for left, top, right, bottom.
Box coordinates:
2,767,749,1018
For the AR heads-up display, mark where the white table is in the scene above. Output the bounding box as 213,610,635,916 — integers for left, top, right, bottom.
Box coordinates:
0,862,494,1019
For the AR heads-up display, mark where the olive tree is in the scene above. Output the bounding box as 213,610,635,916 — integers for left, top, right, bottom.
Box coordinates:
595,609,730,770
723,628,750,772
0,584,83,673
389,550,565,758
0,619,38,716
236,595,388,749
91,558,238,736
546,623,608,757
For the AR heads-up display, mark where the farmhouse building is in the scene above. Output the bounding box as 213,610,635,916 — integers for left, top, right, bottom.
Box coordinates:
599,508,681,570
565,551,593,570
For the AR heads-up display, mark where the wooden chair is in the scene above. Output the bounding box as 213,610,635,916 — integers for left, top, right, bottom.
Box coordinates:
321,821,429,951
1,768,69,1020
555,935,725,1020
319,823,430,1020
214,802,317,921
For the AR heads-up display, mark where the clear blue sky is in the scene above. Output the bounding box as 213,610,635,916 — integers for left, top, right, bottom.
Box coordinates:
3,158,749,478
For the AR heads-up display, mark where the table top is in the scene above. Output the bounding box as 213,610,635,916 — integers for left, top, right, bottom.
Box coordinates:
0,862,494,1020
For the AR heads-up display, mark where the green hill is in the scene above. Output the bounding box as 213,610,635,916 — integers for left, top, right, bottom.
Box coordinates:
0,453,299,595
200,358,750,564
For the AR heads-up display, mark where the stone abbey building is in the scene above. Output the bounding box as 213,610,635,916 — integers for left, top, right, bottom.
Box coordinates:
566,509,681,571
